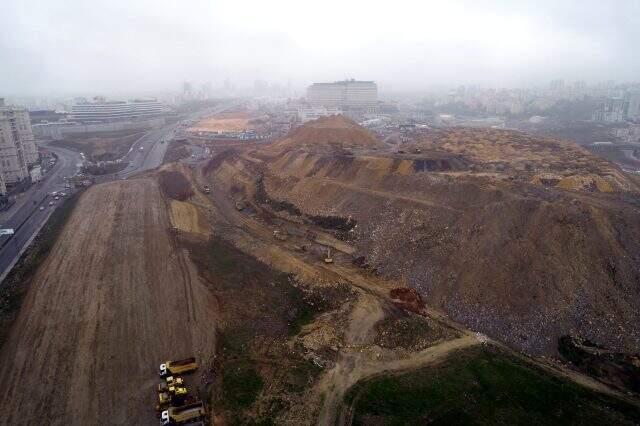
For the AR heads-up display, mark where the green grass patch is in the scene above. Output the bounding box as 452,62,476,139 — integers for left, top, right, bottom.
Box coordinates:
222,361,264,408
187,236,351,423
346,346,640,425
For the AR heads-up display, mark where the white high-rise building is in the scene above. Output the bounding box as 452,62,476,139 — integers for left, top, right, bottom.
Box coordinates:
307,79,378,111
0,99,38,193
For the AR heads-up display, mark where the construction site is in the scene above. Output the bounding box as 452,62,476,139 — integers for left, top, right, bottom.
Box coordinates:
0,115,639,424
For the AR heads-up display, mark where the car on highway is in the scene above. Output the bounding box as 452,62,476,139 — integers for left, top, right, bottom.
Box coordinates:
139,146,144,151
48,201,54,206
54,196,59,200
60,193,66,197
39,206,45,211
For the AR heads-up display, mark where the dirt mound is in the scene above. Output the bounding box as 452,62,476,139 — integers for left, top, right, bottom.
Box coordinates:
411,127,637,193
275,115,382,151
202,125,640,357
159,170,194,200
389,288,425,314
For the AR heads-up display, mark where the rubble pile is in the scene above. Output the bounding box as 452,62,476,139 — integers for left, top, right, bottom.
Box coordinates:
203,117,640,357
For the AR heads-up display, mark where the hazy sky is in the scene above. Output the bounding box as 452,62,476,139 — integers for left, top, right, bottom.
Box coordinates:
1,0,639,96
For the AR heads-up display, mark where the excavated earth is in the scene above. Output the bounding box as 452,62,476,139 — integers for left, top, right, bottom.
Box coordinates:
203,115,640,356
0,178,217,425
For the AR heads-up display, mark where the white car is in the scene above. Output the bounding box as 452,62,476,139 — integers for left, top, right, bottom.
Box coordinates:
60,193,66,197
39,206,45,211
54,196,59,200
48,201,54,206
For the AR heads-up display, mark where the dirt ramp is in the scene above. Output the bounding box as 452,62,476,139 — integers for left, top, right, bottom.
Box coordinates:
159,170,194,201
274,115,383,151
0,179,216,425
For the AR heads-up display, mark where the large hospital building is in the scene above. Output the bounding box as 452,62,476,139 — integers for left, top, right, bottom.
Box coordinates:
307,79,378,112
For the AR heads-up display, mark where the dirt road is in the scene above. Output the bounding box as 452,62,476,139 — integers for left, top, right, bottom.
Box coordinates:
0,179,217,425
317,290,479,425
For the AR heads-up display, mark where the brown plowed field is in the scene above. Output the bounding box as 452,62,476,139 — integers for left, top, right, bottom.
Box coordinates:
0,179,217,425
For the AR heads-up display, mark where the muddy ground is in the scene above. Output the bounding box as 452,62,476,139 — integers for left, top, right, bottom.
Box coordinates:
0,178,216,425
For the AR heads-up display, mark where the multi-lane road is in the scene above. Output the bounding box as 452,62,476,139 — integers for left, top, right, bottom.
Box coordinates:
0,102,238,283
0,144,83,282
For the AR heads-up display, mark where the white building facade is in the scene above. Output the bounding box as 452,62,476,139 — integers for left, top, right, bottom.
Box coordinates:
0,99,38,191
307,80,378,112
70,98,164,123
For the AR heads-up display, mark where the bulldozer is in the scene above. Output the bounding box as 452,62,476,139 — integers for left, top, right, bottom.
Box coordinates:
158,376,184,393
156,378,189,411
156,384,189,412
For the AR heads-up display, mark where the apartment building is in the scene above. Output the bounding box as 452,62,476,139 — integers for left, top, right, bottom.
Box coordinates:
0,98,39,194
592,98,629,123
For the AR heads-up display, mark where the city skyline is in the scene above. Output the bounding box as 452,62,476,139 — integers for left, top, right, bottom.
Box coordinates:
2,0,640,96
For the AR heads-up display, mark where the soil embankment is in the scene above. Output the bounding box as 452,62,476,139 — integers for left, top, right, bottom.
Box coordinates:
204,117,640,356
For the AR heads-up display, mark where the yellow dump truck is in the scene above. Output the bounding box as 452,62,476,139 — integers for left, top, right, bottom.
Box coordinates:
159,357,197,377
160,401,206,425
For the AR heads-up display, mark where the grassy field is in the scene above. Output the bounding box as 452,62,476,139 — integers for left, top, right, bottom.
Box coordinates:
344,346,640,425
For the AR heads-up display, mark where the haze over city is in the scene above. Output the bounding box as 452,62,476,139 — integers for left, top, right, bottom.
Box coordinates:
1,1,640,425
2,0,640,95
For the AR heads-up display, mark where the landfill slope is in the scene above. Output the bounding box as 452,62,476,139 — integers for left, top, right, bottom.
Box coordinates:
206,118,640,355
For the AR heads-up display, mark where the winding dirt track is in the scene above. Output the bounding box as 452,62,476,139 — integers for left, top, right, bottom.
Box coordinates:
0,179,217,426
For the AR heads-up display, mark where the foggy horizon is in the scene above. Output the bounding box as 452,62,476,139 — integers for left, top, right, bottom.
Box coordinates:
2,0,640,97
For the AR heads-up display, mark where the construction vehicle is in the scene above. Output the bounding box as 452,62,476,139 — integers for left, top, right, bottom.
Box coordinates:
160,401,206,425
159,357,197,377
273,230,287,241
158,376,185,393
156,393,189,413
324,248,333,264
156,385,189,412
203,185,211,194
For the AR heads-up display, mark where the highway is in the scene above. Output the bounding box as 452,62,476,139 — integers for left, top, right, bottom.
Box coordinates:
0,144,83,282
120,103,237,178
0,101,239,283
